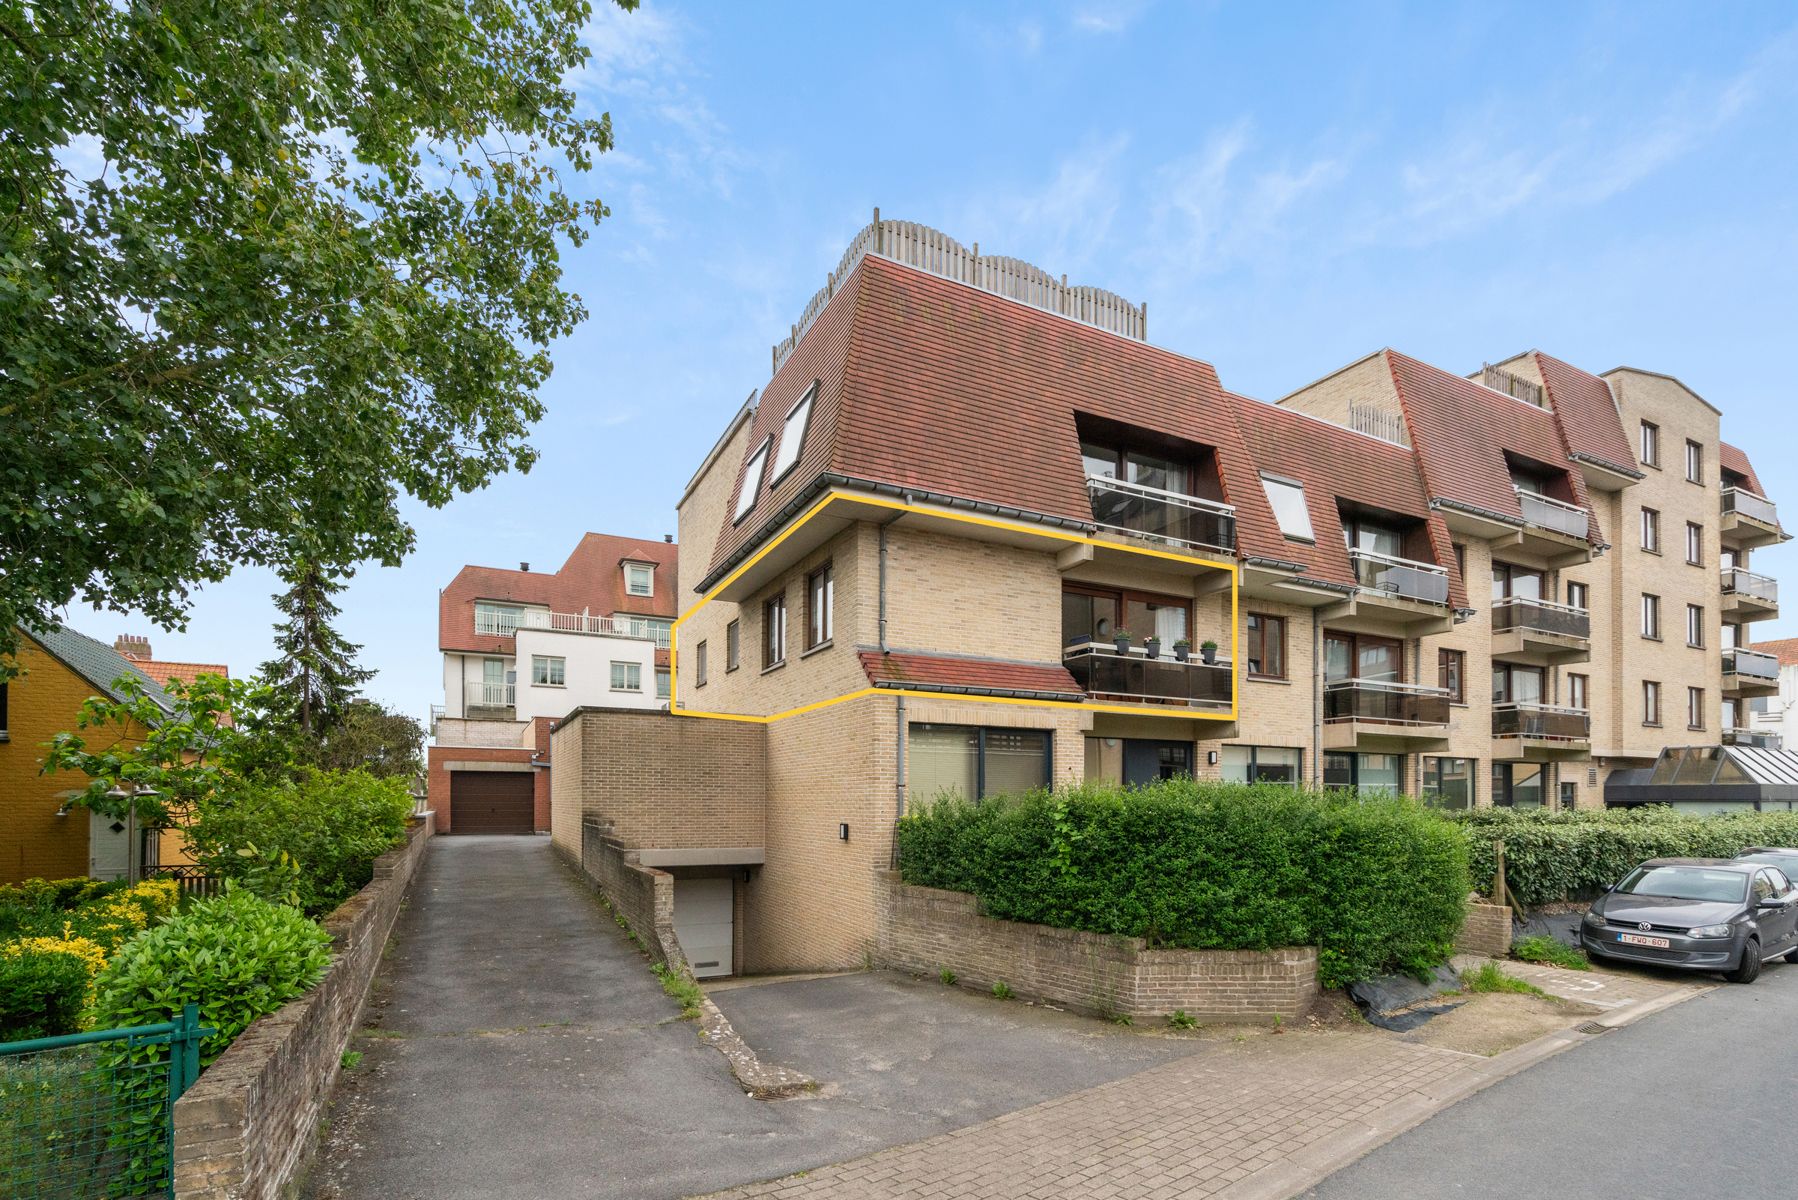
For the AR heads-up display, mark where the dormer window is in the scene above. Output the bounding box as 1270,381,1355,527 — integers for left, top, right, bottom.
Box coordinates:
769,382,817,484
733,438,771,524
1261,474,1315,542
624,563,654,597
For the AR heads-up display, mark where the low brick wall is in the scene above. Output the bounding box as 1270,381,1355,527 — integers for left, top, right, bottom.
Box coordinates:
172,814,433,1200
1455,901,1514,958
879,874,1316,1022
568,815,689,972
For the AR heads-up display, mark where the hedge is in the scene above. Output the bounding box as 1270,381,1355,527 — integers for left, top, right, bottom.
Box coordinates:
1452,807,1798,908
897,781,1469,988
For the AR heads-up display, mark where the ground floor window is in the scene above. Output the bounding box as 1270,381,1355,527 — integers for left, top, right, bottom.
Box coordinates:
1324,752,1402,794
1492,762,1545,808
910,724,1051,804
1220,745,1302,785
1421,757,1475,809
610,661,642,692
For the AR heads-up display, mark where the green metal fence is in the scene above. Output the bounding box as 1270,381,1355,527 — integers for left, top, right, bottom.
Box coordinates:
1,1005,211,1200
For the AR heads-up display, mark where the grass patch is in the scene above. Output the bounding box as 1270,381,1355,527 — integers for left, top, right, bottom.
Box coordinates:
339,1051,363,1070
1512,935,1590,971
651,962,704,1020
1459,962,1550,998
1166,1009,1198,1030
990,981,1014,1001
938,967,957,986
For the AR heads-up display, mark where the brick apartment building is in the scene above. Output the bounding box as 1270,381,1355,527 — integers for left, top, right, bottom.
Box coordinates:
428,532,678,833
553,214,1788,976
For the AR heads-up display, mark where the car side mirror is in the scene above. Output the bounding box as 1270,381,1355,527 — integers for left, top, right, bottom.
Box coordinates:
1600,884,1613,893
1759,897,1787,909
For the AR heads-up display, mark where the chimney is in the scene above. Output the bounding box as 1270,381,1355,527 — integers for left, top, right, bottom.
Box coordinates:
663,534,673,544
114,634,152,661
519,562,530,572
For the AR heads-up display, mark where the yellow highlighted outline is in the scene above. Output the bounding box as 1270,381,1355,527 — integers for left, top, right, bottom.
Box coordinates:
670,490,1239,725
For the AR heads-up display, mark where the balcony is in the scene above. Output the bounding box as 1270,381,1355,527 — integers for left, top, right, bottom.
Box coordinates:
474,609,672,648
1721,488,1784,550
1492,702,1591,761
1322,680,1451,750
1085,475,1236,557
1320,550,1454,635
465,680,517,714
1724,727,1783,751
1722,567,1779,620
1491,596,1591,665
1723,647,1781,698
1062,642,1232,710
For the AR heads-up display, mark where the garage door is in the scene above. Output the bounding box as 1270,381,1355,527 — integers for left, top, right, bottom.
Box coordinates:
449,771,535,834
673,878,734,979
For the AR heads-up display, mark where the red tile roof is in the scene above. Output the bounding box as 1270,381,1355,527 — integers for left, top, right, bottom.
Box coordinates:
1751,637,1798,667
1720,442,1768,497
858,650,1083,699
1532,352,1636,476
136,660,230,687
439,533,679,655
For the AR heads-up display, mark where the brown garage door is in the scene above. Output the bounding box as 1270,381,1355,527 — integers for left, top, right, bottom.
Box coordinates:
449,771,535,834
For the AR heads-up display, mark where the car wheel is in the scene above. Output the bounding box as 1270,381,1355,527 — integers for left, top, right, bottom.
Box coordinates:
1728,938,1762,984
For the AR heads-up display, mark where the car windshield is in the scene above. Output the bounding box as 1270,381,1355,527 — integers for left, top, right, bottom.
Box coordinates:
1615,866,1748,903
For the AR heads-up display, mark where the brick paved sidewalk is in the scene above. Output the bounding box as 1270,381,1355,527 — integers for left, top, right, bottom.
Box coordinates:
703,1031,1485,1200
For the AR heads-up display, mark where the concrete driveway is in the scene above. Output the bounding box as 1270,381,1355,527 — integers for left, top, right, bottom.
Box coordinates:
309,836,1204,1200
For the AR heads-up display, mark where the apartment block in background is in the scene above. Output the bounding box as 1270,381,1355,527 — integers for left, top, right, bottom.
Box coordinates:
429,532,678,833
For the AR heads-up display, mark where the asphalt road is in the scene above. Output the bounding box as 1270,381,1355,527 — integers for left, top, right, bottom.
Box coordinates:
1309,958,1798,1200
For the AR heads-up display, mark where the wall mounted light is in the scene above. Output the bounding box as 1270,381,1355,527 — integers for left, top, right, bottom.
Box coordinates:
1207,750,1219,766
837,822,850,842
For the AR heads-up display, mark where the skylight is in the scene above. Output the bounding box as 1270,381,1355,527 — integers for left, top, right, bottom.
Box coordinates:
1261,474,1315,541
734,439,771,523
770,382,817,483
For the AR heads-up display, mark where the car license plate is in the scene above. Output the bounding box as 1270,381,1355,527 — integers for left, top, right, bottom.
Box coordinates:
1617,933,1670,949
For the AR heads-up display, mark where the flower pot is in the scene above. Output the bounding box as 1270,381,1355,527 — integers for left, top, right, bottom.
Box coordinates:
1113,636,1132,655
1173,646,1190,663
1201,646,1218,665
1144,638,1161,660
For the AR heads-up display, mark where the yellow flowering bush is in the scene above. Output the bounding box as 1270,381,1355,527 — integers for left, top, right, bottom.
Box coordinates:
1,876,184,1038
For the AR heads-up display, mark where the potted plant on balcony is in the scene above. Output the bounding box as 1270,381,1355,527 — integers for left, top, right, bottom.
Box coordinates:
1172,638,1192,663
1200,639,1219,665
1143,634,1162,659
1112,627,1133,655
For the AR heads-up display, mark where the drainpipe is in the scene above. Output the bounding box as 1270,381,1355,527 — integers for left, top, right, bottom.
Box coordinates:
895,695,908,821
1311,613,1323,786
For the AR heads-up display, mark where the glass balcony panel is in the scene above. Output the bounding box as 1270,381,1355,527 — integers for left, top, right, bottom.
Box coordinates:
1348,549,1449,605
1322,680,1450,726
1723,728,1783,750
1722,567,1778,604
1492,703,1590,740
1492,597,1591,639
1063,644,1232,707
1723,488,1780,527
1086,475,1236,554
1514,488,1590,539
1724,648,1780,681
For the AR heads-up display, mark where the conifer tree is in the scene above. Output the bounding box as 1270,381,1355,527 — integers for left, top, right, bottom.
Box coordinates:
260,562,374,737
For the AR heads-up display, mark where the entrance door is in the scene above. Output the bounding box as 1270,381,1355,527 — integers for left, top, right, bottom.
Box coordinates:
1122,739,1193,786
449,771,535,834
673,877,734,979
89,810,130,880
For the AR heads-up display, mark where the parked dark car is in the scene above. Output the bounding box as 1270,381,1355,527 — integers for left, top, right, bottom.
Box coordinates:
1580,857,1798,983
1736,847,1798,881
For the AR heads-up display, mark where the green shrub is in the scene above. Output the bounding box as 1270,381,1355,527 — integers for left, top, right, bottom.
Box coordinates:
1452,806,1798,908
0,949,91,1041
1511,935,1589,971
185,769,413,916
1459,961,1548,997
896,781,1469,989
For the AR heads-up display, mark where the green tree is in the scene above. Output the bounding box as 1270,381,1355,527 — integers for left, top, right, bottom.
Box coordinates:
310,699,426,780
260,561,373,736
0,0,639,670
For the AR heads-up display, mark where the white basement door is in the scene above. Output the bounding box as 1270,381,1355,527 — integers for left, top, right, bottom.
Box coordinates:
673,877,734,979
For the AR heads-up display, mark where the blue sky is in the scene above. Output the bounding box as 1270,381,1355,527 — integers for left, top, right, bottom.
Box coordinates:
77,1,1798,719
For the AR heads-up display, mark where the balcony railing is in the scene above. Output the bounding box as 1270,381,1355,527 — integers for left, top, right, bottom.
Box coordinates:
1492,596,1591,640
1062,643,1231,707
1480,364,1545,407
1513,487,1590,539
1722,567,1778,605
1724,727,1783,751
1323,679,1451,727
1493,702,1590,741
474,609,672,648
1723,487,1780,528
1086,475,1236,555
1724,647,1780,682
1347,548,1449,605
465,681,517,709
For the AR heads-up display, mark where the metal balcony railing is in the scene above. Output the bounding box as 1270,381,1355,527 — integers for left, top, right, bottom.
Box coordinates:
1723,487,1780,528
1347,548,1449,605
1062,643,1232,707
1724,727,1783,751
465,681,517,709
1722,567,1778,605
1492,596,1591,640
1323,679,1451,726
1513,487,1590,539
1723,647,1780,681
1493,702,1590,741
474,609,672,648
1086,475,1236,555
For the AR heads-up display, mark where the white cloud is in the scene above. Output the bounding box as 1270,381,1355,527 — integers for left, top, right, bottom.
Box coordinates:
1071,0,1149,35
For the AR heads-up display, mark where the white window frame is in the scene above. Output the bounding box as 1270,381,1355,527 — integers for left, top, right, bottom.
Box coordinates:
1260,473,1315,541
609,661,643,692
656,669,671,700
807,562,833,648
624,563,655,597
1640,420,1660,467
531,655,566,687
1686,603,1705,648
1640,507,1659,553
1685,522,1702,566
733,438,772,524
769,382,818,484
1685,439,1703,484
1641,593,1661,639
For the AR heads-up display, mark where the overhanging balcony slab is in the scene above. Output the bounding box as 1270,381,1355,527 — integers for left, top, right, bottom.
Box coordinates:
1489,525,1593,569
1491,736,1591,763
1720,509,1784,551
1323,722,1449,752
1319,592,1455,636
1491,627,1591,666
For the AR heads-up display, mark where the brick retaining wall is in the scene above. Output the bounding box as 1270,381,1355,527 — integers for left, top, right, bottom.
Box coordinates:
569,816,690,972
171,814,433,1200
1454,901,1514,958
878,874,1317,1023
